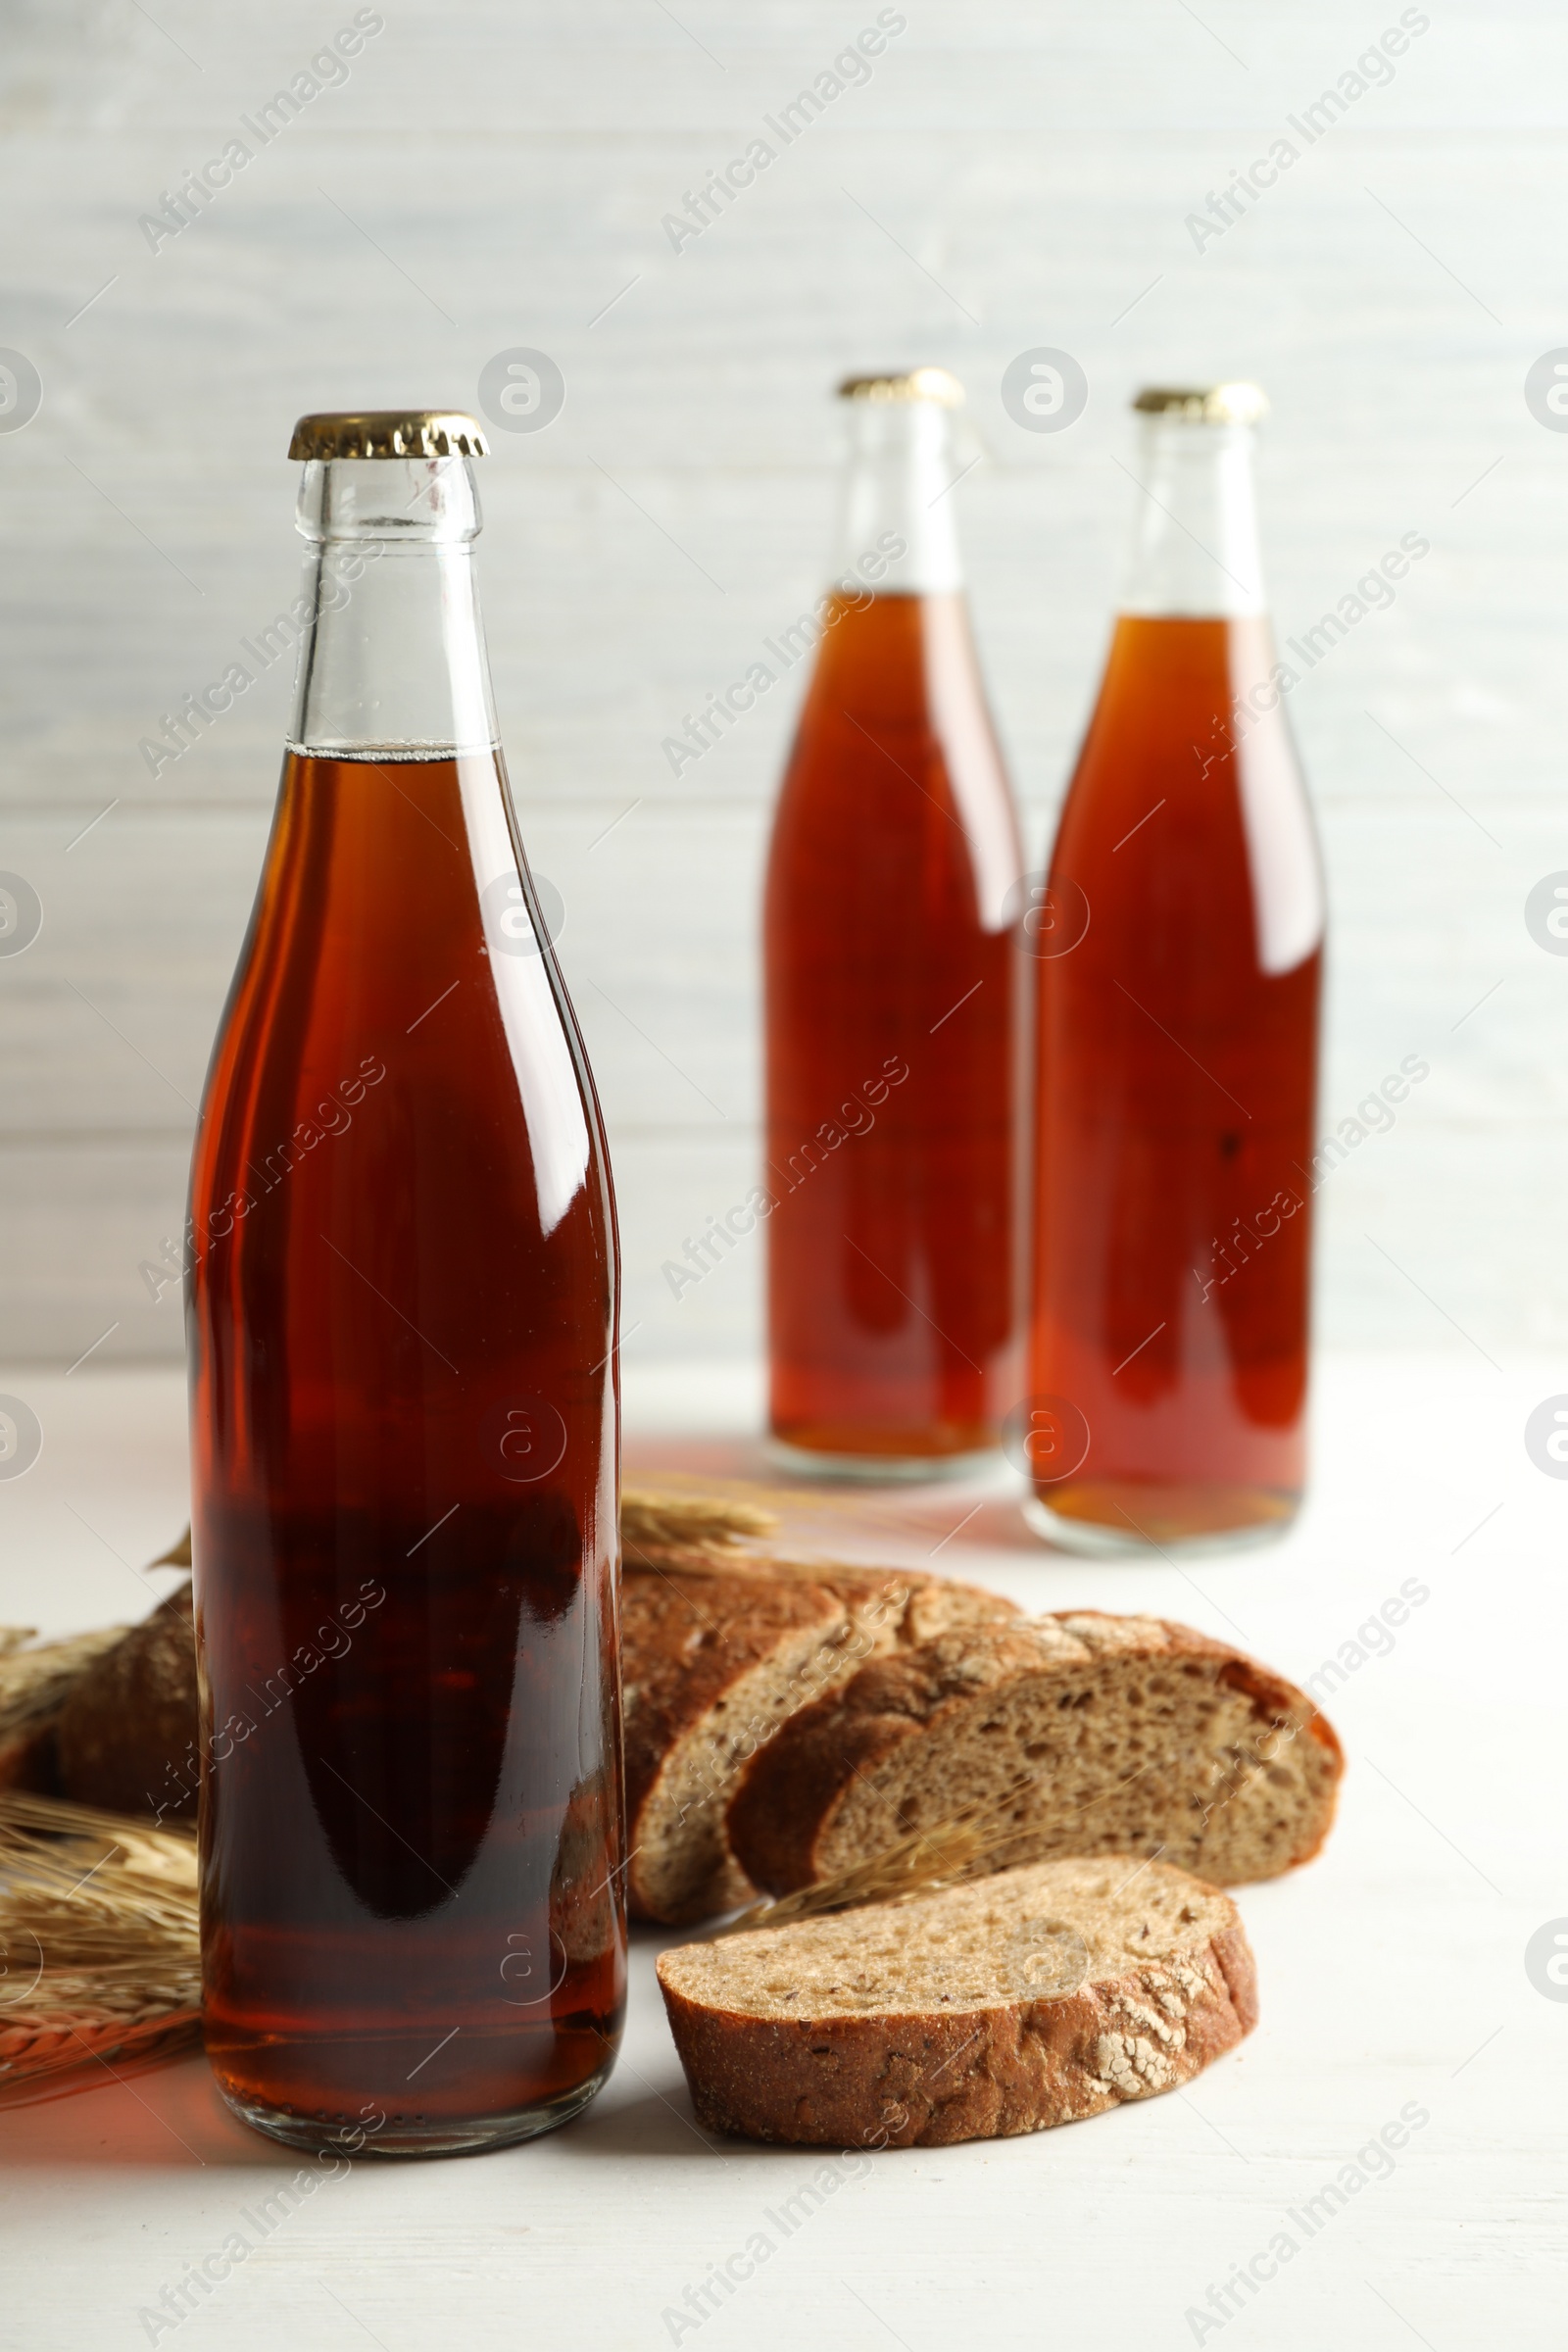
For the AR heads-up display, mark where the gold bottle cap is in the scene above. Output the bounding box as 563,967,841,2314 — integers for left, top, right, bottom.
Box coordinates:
837,367,965,408
1132,382,1268,424
287,411,490,461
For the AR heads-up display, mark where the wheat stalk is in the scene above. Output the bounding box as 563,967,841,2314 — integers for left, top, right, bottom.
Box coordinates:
713,1713,1309,1941
619,1487,778,1566
0,1792,201,2100
714,1778,1051,1937
620,1491,926,1594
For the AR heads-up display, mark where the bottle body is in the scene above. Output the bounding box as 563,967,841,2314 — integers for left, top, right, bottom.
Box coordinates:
187,440,624,2154
1026,395,1323,1551
764,380,1024,1472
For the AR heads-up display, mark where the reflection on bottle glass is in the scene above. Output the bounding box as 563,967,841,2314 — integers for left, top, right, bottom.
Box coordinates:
1027,386,1324,1553
188,416,625,2156
765,371,1024,1477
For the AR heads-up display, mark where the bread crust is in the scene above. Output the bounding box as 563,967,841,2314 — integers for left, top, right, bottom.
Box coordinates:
622,1563,1018,1924
726,1609,1343,1895
55,1585,199,1819
623,1570,842,1833
0,1626,129,1793
658,1861,1258,2147
623,1570,853,1920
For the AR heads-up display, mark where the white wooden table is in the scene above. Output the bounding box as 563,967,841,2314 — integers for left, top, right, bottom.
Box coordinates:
2,1353,1560,2350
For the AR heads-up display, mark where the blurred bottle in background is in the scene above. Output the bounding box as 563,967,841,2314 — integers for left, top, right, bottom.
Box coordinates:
764,368,1024,1477
188,411,624,2155
1024,382,1323,1552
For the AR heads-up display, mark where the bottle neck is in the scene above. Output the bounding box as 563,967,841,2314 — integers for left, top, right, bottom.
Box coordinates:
1118,417,1266,618
288,456,498,757
831,399,965,596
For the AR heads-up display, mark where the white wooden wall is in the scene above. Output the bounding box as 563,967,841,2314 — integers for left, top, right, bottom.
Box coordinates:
2,0,1564,1378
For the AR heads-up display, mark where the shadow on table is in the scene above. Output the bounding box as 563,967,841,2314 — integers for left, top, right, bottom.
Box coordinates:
0,2070,808,2190
0,2054,757,2172
0,2052,274,2168
561,2077,764,2170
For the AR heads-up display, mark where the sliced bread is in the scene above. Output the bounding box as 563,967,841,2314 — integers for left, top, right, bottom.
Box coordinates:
658,1854,1257,2146
623,1563,1017,1925
726,1609,1342,1897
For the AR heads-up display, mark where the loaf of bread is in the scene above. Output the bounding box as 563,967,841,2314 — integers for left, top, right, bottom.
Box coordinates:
55,1584,200,1821
0,1626,128,1790
29,1511,1023,1886
658,1854,1257,2146
622,1563,1017,1924
726,1609,1342,1895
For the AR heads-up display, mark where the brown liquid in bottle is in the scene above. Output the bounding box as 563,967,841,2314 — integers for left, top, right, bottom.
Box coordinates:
765,590,1023,1463
1027,615,1322,1546
189,750,624,2152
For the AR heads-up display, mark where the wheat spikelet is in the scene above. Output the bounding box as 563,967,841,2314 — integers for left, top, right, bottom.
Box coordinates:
620,1487,778,1567
0,1791,201,2101
712,1726,1311,1943
619,1488,923,1592
714,1778,1049,1938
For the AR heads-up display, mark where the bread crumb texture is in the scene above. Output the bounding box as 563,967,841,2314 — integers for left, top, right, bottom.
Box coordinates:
725,1609,1342,1897
658,1856,1257,2147
623,1566,1016,1925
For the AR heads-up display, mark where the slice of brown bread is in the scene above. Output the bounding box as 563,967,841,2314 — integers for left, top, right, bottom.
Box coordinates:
726,1609,1343,1897
623,1563,1017,1926
658,1854,1257,2146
